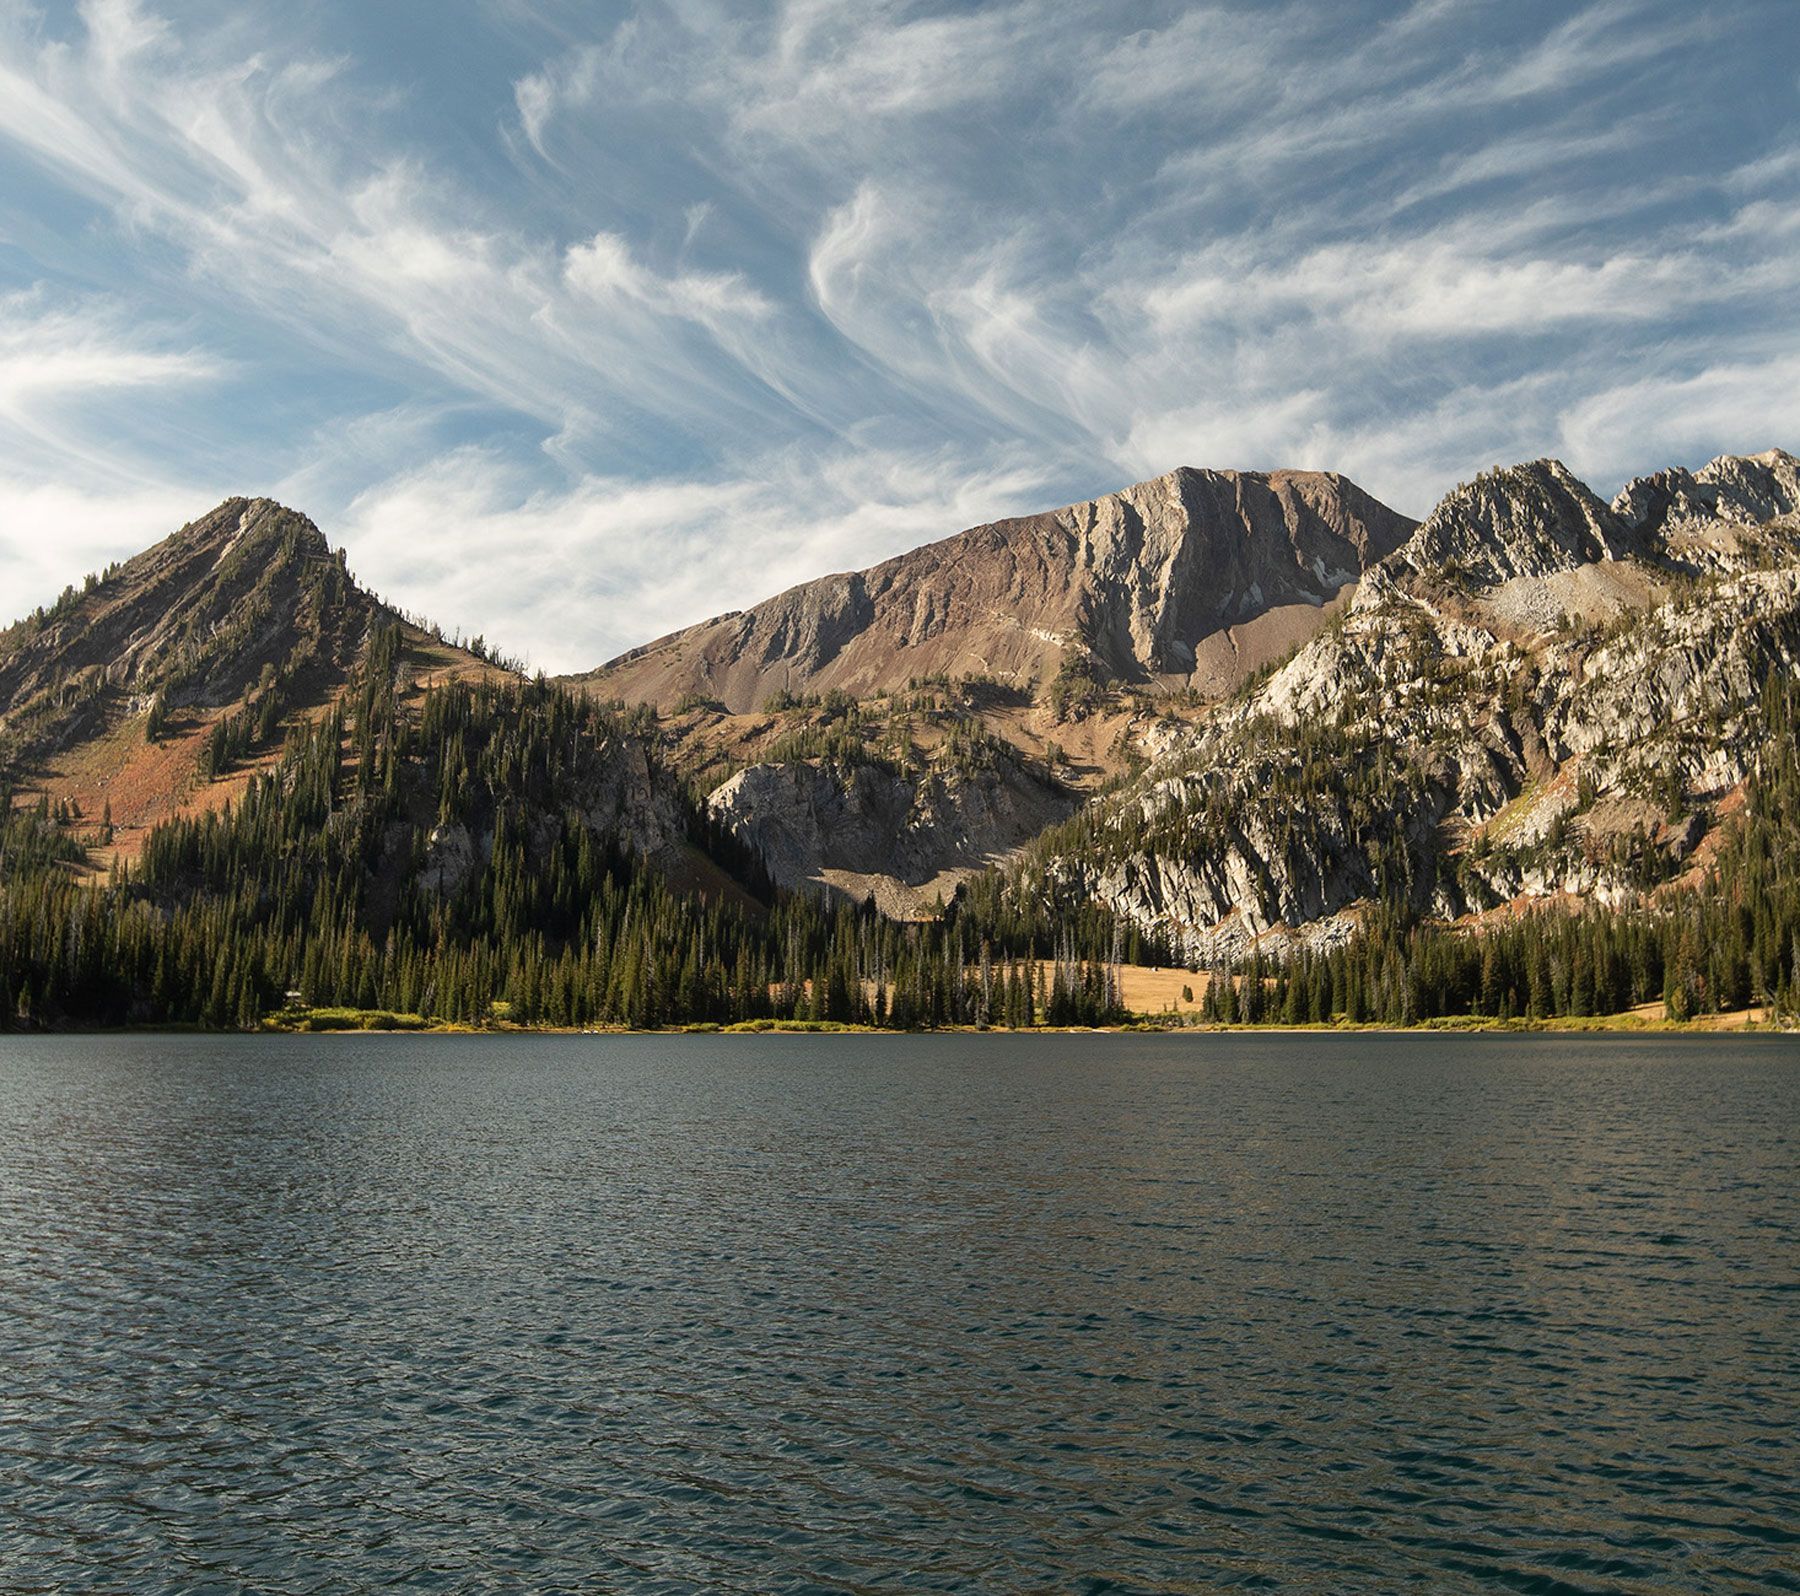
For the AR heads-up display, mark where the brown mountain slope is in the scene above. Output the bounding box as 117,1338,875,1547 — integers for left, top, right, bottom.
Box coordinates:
573,467,1416,713
0,497,503,871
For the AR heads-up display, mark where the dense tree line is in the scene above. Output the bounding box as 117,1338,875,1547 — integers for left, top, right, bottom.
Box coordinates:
0,624,1127,1031
1200,907,1675,1026
6,627,1799,1032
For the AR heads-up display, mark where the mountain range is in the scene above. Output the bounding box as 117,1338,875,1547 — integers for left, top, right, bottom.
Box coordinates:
3,444,1799,1027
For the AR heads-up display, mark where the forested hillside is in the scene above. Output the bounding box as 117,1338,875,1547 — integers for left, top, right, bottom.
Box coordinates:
0,497,505,870
4,453,1800,1032
1186,674,1800,1025
0,623,1133,1030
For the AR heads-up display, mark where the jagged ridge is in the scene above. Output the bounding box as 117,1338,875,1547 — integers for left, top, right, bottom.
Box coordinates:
1032,450,1800,963
578,467,1416,711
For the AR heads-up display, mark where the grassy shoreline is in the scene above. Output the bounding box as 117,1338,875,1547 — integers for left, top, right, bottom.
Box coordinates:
233,1005,1792,1036
9,1007,1791,1037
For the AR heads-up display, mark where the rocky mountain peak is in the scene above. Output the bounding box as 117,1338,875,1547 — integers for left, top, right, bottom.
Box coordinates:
1393,458,1632,587
578,465,1415,711
1613,449,1800,538
1073,465,1415,678
0,495,370,762
173,496,336,561
0,497,510,881
1041,445,1800,967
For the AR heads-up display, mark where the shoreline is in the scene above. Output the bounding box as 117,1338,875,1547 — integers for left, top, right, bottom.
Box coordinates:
10,1010,1793,1039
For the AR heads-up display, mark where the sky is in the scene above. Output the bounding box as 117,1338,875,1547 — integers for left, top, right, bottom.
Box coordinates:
0,0,1796,671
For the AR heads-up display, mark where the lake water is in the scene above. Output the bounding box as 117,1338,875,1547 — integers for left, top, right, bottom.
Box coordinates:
1,1032,1796,1593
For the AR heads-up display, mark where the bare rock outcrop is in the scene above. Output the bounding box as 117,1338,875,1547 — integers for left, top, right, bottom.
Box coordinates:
578,467,1415,711
567,466,1414,913
1028,452,1800,963
1610,449,1800,575
708,750,1072,915
1613,448,1800,536
1391,459,1635,588
0,498,367,722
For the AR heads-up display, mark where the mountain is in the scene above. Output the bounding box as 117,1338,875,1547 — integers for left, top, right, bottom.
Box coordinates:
1,498,368,738
570,467,1414,911
1611,447,1800,539
1391,458,1637,587
577,467,1415,710
0,500,790,1028
0,497,617,875
1024,450,1800,969
6,447,1800,1032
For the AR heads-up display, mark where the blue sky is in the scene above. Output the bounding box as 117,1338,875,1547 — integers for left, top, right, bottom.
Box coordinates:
0,0,1796,670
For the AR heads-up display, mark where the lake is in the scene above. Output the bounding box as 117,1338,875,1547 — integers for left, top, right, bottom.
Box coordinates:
1,1032,1795,1592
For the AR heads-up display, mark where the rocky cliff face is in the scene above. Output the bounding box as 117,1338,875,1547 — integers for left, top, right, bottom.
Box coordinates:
578,467,1415,711
1611,448,1800,574
707,741,1072,917
591,452,1800,931
1392,459,1636,587
1025,451,1800,962
414,727,691,902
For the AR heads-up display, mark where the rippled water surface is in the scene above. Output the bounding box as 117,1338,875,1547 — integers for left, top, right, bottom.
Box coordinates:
2,1033,1797,1593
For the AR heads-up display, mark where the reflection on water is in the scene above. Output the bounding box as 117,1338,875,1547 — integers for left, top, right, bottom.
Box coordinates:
1,1032,1795,1592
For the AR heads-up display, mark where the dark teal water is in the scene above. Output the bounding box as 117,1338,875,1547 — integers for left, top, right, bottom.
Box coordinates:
0,1033,1795,1593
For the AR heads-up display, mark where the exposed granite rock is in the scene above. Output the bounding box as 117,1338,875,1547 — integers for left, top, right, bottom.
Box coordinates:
1613,448,1800,535
1029,455,1800,963
708,750,1072,915
1610,449,1800,575
566,466,1414,912
0,498,366,724
417,730,689,900
588,735,690,863
421,821,478,897
1392,459,1635,588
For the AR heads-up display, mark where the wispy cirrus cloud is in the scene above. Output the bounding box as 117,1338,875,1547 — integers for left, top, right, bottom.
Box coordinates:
0,288,228,497
0,0,1794,668
331,440,1060,667
0,291,219,413
0,285,230,607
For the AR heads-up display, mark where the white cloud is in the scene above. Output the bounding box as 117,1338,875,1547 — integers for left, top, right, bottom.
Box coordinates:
1485,0,1706,101
0,5,809,461
514,42,605,156
1393,115,1673,211
728,0,1059,134
0,0,1793,662
335,441,1060,672
1140,237,1714,340
564,230,772,328
1079,6,1286,116
0,292,220,413
0,290,227,507
1119,389,1334,486
0,476,220,620
0,287,227,619
1724,144,1800,194
1558,352,1800,488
